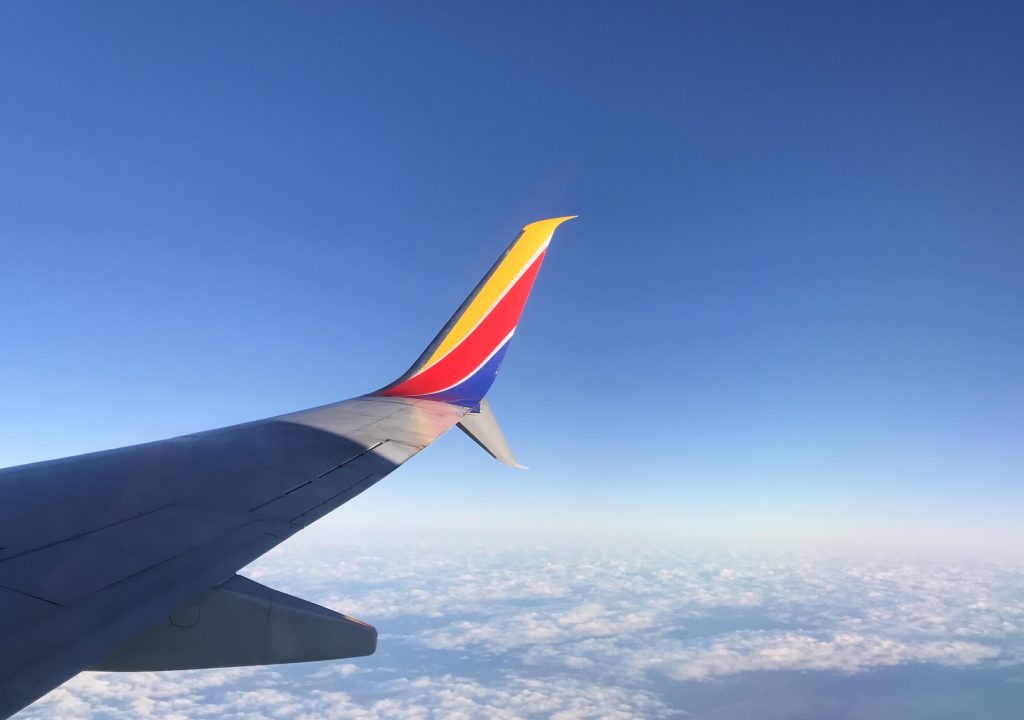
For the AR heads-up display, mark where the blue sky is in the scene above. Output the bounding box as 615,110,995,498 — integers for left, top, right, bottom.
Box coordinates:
1,1,1022,552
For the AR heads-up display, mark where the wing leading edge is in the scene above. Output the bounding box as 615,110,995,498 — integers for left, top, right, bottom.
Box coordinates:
0,217,574,719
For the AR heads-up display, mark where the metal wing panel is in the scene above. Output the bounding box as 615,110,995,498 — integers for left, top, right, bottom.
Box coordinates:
0,587,55,633
81,505,253,564
0,423,367,556
0,539,155,606
0,397,467,719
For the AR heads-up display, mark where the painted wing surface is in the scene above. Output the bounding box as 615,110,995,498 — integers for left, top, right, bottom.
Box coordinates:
0,217,574,718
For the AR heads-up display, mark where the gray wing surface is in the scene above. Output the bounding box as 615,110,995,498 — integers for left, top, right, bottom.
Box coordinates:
0,397,466,717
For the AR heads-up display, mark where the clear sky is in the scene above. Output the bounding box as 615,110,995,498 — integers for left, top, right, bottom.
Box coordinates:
1,1,1022,553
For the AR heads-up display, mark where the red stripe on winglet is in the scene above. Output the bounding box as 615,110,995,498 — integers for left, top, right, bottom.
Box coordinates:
380,251,547,397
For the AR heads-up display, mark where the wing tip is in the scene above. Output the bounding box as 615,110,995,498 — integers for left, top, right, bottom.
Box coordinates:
523,215,578,234
376,216,575,406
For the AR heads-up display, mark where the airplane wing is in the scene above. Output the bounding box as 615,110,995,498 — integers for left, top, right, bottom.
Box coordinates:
0,216,575,718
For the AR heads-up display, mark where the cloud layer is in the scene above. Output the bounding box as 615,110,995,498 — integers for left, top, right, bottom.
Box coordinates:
16,542,1024,719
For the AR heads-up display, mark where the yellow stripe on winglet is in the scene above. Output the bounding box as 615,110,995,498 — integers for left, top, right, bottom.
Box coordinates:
422,216,576,370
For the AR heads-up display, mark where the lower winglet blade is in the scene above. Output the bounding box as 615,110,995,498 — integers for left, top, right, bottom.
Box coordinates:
456,398,526,469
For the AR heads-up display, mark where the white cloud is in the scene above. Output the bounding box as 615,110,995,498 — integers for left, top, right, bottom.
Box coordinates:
423,602,659,652
629,631,1000,681
21,667,270,720
15,544,1024,719
22,671,670,720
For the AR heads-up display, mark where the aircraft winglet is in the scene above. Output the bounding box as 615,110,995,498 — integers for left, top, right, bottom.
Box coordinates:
456,398,526,469
374,216,575,408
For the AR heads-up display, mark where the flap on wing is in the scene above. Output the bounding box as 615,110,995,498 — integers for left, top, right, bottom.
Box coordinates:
249,439,423,526
90,575,376,671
